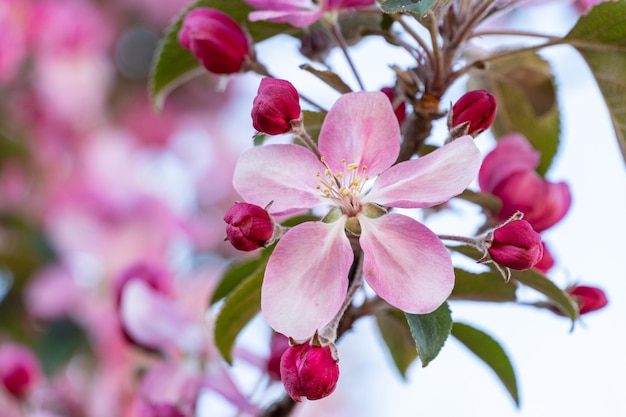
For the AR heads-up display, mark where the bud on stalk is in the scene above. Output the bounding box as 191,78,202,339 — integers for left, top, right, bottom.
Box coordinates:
450,89,497,137
178,8,249,74
280,341,339,401
252,78,302,135
224,202,274,251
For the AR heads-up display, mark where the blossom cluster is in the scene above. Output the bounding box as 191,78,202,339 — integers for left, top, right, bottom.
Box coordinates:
0,0,615,416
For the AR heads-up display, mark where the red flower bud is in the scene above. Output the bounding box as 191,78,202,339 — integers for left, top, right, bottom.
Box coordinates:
533,242,555,274
280,342,339,401
567,285,608,315
252,78,301,135
0,343,41,399
178,8,249,75
451,90,497,136
487,219,543,270
381,87,407,126
224,202,274,251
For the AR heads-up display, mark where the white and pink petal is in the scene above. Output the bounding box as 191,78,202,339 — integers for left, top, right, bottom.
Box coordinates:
233,144,325,215
318,92,400,177
261,219,353,340
358,213,454,314
363,136,481,209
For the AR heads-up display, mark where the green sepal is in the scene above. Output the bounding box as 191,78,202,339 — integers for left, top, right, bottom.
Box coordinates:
452,322,520,407
405,301,452,367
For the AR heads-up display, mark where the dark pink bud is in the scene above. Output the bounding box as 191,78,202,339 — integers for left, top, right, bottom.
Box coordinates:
252,78,301,135
487,219,543,270
452,90,497,136
224,202,274,251
492,170,572,232
178,8,249,74
567,285,608,315
534,242,555,274
280,342,339,402
381,87,407,126
0,343,41,399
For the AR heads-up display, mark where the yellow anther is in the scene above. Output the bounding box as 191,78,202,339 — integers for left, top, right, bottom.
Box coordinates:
347,163,359,171
324,169,331,176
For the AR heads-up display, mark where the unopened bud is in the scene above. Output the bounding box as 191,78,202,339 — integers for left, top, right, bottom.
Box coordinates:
534,242,555,274
224,202,274,251
381,87,407,127
567,285,608,315
484,218,543,270
178,8,249,74
252,78,301,135
0,343,41,399
280,342,339,401
450,90,497,137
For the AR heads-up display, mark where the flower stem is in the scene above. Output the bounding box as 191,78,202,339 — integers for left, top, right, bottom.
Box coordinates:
438,234,480,247
328,20,366,91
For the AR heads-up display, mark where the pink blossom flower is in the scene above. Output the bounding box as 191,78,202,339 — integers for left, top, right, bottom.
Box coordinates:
479,133,571,232
244,0,375,28
233,91,482,339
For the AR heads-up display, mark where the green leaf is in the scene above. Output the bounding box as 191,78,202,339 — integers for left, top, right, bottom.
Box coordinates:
149,0,293,109
35,319,90,375
210,250,270,304
405,302,452,367
468,52,560,175
298,64,354,94
214,263,264,364
452,322,519,407
564,1,626,165
450,268,517,303
380,0,437,15
455,189,502,213
375,309,418,378
510,268,579,325
450,245,579,324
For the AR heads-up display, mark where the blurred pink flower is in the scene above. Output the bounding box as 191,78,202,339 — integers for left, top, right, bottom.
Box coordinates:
234,91,481,339
0,342,42,399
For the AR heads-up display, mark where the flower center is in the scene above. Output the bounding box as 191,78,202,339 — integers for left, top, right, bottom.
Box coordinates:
316,157,368,217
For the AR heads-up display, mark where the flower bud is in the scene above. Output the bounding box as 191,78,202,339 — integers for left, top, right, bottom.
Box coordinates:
534,242,555,274
486,219,543,270
451,90,497,137
252,78,301,135
178,8,249,75
0,343,41,399
280,342,339,401
567,285,608,315
381,87,407,126
224,202,274,251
